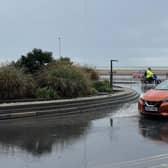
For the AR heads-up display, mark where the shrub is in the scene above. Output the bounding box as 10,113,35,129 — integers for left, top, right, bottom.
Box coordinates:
80,66,99,81
35,87,59,99
89,88,98,95
93,80,112,93
37,63,92,98
57,56,73,65
0,65,36,99
15,48,54,74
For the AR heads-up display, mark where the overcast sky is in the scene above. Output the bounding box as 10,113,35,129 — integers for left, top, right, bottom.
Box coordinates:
0,0,168,68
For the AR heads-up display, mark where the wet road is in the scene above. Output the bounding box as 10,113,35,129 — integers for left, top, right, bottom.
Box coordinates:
1,82,168,168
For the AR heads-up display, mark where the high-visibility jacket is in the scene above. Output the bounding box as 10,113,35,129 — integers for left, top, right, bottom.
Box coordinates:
146,69,153,79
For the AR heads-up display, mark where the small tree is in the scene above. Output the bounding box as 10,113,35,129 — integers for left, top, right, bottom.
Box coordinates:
58,56,73,65
15,48,54,74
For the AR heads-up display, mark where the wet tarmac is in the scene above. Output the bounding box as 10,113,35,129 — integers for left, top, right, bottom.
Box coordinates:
1,82,168,168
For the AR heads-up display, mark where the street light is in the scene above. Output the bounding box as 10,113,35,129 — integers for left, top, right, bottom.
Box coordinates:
58,37,62,57
110,59,118,91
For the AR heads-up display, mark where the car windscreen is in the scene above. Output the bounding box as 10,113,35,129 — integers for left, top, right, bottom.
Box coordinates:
155,80,168,90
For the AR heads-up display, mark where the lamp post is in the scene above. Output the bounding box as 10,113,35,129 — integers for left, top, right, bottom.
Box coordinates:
58,36,61,57
110,59,118,91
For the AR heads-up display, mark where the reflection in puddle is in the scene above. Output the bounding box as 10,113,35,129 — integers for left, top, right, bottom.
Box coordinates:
0,119,91,156
0,105,121,157
139,117,168,144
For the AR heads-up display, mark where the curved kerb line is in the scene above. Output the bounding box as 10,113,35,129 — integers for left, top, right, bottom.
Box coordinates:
91,153,168,168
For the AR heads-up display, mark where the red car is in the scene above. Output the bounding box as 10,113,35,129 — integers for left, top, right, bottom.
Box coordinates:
138,80,168,117
132,70,145,78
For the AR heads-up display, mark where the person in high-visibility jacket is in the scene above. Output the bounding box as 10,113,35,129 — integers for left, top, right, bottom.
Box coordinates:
146,67,154,79
144,67,161,84
145,67,155,82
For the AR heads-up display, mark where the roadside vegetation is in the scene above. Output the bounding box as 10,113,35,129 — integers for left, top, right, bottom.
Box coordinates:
0,65,35,99
0,48,112,100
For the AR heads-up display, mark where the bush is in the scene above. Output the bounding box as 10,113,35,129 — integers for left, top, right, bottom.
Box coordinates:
15,48,54,74
93,80,112,93
35,87,59,99
0,65,36,99
80,66,99,81
37,63,92,98
89,88,98,95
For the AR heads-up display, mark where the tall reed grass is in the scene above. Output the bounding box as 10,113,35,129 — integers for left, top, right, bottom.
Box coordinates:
0,65,36,99
37,63,92,98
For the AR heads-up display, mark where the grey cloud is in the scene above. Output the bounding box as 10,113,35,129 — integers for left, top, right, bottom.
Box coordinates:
0,0,168,67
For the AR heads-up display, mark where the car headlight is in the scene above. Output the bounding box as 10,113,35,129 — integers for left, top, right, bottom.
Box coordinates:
140,94,144,99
